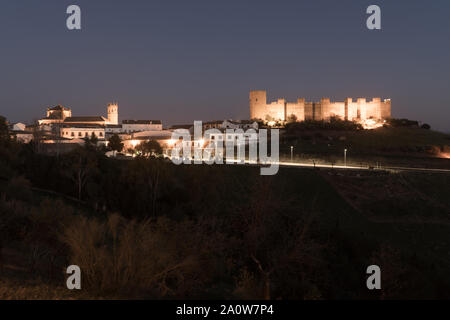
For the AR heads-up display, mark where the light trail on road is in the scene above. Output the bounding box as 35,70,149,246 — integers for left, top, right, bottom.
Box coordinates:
165,156,450,174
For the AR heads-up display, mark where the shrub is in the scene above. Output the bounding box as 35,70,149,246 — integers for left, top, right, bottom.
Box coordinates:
5,176,33,202
60,214,204,298
387,118,419,128
285,118,363,133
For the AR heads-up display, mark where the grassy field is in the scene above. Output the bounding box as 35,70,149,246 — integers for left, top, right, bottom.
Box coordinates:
280,127,450,168
321,169,450,292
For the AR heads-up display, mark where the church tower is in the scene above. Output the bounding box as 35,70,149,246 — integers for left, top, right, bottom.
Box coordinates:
107,103,119,125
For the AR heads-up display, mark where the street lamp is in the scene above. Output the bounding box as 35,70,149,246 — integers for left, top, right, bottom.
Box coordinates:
290,145,294,162
344,148,347,167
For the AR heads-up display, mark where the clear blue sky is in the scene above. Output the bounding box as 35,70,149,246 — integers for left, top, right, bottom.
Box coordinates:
0,0,449,131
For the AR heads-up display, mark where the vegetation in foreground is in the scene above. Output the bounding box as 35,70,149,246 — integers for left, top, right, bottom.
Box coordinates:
1,116,450,299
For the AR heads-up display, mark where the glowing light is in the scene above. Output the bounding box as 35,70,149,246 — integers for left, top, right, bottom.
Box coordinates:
362,119,383,130
167,139,176,147
130,140,139,147
197,139,205,147
267,121,276,127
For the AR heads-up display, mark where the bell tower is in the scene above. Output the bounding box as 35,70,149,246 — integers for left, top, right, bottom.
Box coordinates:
107,103,119,125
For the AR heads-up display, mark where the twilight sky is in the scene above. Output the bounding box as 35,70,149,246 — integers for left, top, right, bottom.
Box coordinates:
0,0,449,131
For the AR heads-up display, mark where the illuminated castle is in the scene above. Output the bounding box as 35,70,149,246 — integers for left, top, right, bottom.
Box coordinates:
249,90,391,122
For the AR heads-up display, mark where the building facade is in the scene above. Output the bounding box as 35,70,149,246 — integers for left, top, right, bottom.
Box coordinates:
60,125,105,140
122,120,163,133
38,105,72,125
36,103,163,142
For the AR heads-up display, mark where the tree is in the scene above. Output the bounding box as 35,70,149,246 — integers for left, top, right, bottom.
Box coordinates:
0,116,9,142
63,148,98,200
90,132,98,145
84,133,98,147
265,115,275,122
286,114,298,123
29,120,46,154
108,134,124,156
137,140,162,157
230,177,324,300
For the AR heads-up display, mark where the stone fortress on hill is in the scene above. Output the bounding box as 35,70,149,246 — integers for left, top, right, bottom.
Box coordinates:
249,90,391,122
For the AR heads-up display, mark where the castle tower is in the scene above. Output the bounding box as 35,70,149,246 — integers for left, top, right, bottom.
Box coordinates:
344,98,350,120
107,103,119,125
371,97,382,120
357,98,367,120
381,99,392,119
249,90,267,120
321,98,331,120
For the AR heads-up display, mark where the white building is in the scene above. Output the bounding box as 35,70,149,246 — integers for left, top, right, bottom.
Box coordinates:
105,124,123,134
202,120,259,131
221,120,259,130
33,103,164,149
11,131,33,143
60,125,106,140
132,129,172,139
122,120,163,133
9,122,27,131
207,130,258,146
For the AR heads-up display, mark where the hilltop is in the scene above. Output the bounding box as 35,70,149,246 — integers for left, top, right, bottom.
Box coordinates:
280,122,450,168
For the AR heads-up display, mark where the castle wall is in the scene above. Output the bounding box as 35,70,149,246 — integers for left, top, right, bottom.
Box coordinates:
365,98,381,119
304,102,313,120
286,98,305,121
327,102,346,120
249,90,391,123
266,99,286,121
320,98,346,120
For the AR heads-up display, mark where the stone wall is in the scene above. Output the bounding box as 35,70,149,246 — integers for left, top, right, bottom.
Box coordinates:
250,90,391,122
